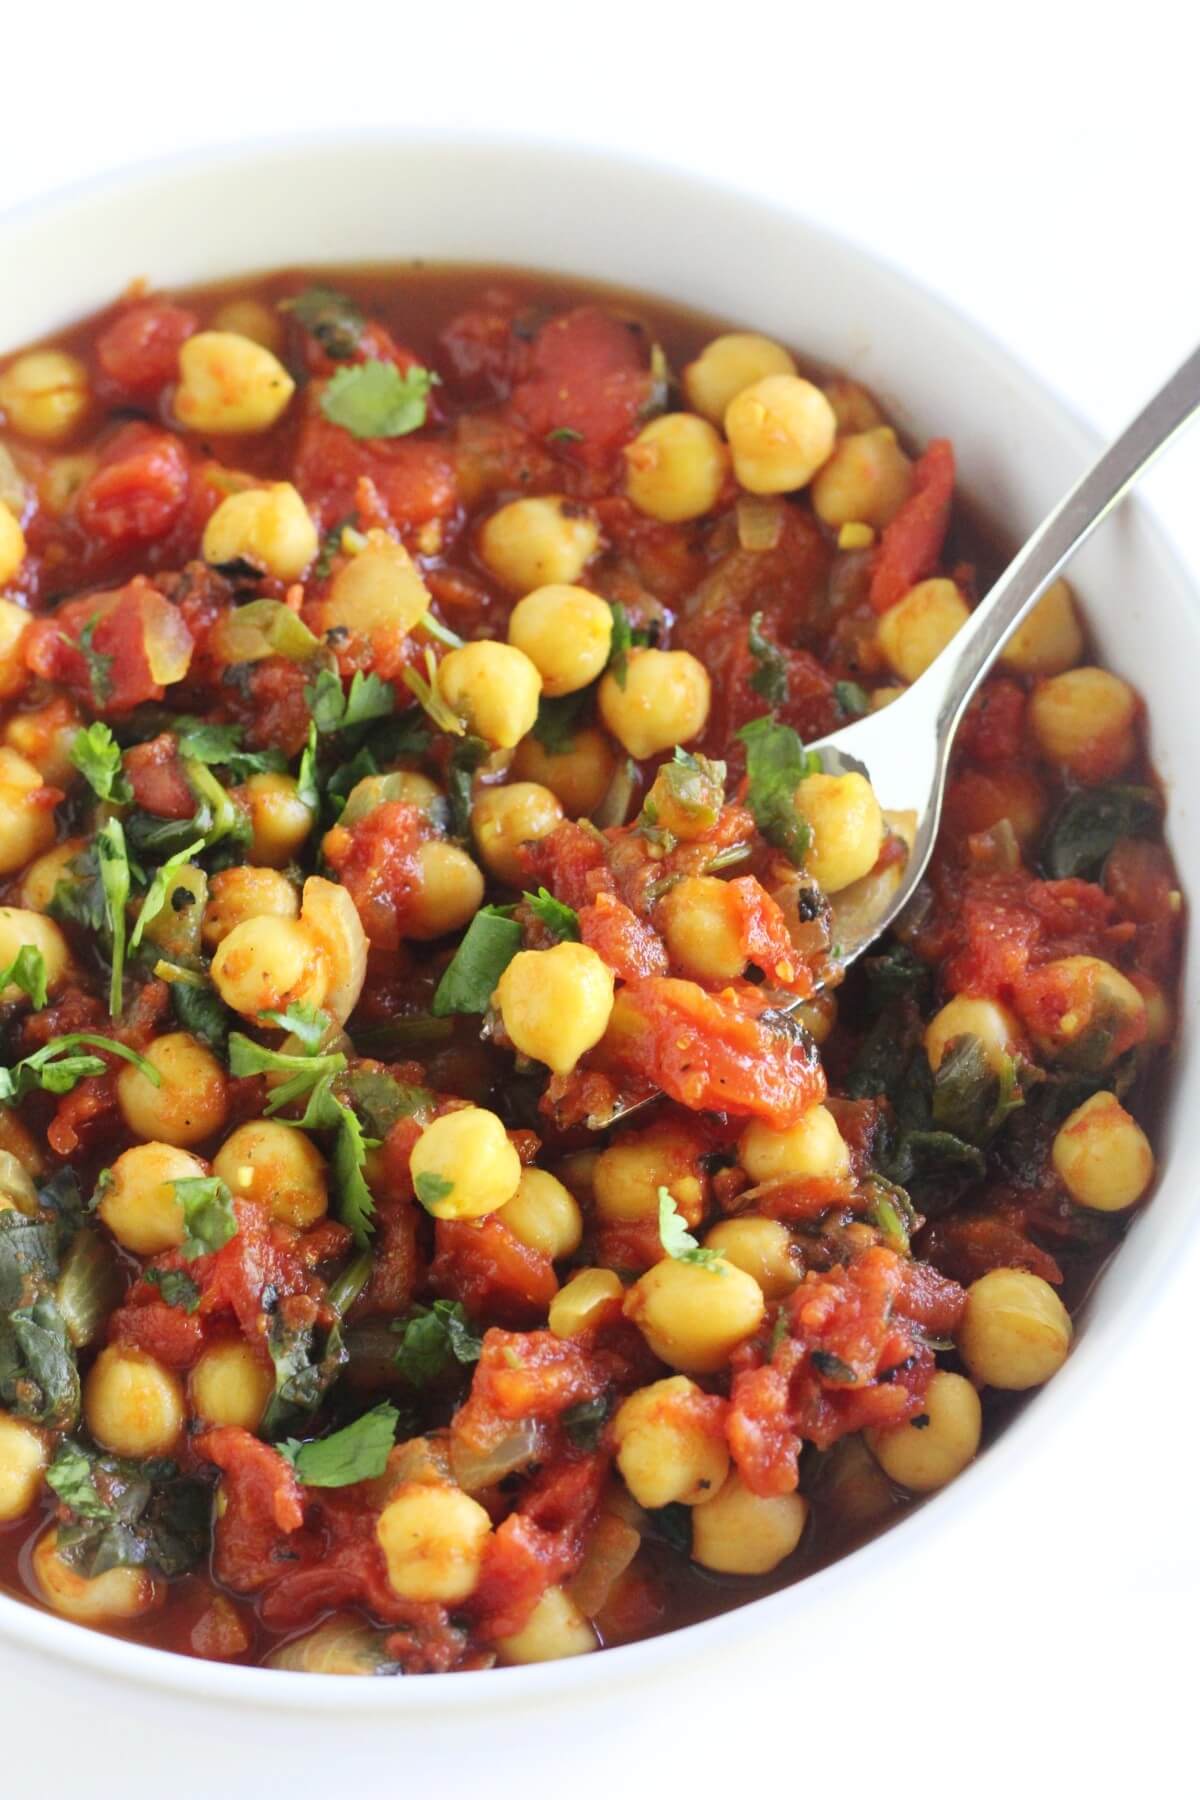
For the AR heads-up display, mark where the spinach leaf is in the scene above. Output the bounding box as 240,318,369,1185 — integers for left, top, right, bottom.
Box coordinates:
562,1394,611,1450
930,1034,1026,1145
48,1443,210,1579
282,286,365,361
1041,785,1161,880
606,602,651,689
748,611,789,707
0,1210,58,1311
0,1295,80,1428
145,1268,201,1313
278,1401,399,1487
532,689,592,754
172,1176,237,1261
431,906,521,1016
169,979,232,1054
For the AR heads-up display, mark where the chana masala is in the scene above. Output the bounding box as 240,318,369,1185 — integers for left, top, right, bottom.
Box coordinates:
0,268,1182,1675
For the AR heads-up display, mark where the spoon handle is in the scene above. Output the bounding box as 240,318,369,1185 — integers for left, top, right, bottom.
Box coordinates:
935,341,1200,739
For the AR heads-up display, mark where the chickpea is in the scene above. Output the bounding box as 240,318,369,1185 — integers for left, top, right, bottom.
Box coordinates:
878,579,970,683
495,1585,596,1663
792,991,837,1047
0,350,89,442
703,1217,798,1300
959,1268,1073,1389
85,1346,185,1457
98,1142,207,1255
1022,954,1146,1068
658,875,746,983
201,867,298,950
613,1376,730,1508
548,1268,624,1339
3,699,80,788
1132,974,1173,1047
1000,578,1084,676
174,331,295,434
211,297,283,353
376,1482,492,1602
320,532,431,642
479,496,600,594
793,770,883,894
0,511,26,590
213,1119,329,1229
822,378,886,435
625,1255,764,1374
1051,1090,1154,1212
945,766,1047,852
1028,667,1138,781
683,333,797,424
811,428,914,530
598,647,711,761
41,451,97,515
340,770,445,829
691,1473,808,1575
0,907,70,1002
471,782,563,886
725,374,837,494
867,1371,982,1492
494,942,615,1074
739,1107,851,1185
437,641,542,750
0,747,57,874
512,726,616,820
407,841,486,940
116,1032,229,1147
871,684,907,711
33,1528,161,1624
924,995,1023,1074
139,863,206,962
410,1106,521,1220
202,483,317,581
210,915,329,1019
624,412,728,523
501,1167,583,1260
505,584,613,699
241,772,315,868
0,1412,47,1521
190,1340,274,1430
594,1120,707,1225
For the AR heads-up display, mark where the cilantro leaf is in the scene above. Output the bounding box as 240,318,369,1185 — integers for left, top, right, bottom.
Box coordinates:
413,1170,455,1214
562,1394,611,1449
0,1034,159,1107
168,979,231,1054
522,887,580,942
172,1176,237,1261
282,286,364,361
402,649,465,737
446,735,489,839
69,723,131,803
129,840,206,952
606,602,650,690
173,716,288,780
305,668,396,736
531,689,591,754
319,360,438,440
286,1074,377,1246
46,1444,110,1518
96,818,131,1017
748,612,789,707
431,906,521,1017
0,945,48,1009
546,426,584,445
295,723,319,817
76,616,114,705
735,715,819,868
258,1002,332,1053
228,1031,347,1114
144,1268,201,1313
279,1401,399,1488
657,1187,725,1272
392,1299,483,1387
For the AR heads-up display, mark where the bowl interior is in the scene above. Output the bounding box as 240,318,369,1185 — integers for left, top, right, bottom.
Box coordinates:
0,132,1195,1708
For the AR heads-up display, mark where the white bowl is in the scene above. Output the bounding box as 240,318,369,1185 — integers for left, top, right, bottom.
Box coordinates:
0,133,1196,1735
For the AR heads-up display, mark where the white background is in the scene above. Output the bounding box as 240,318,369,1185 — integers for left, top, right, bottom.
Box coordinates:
0,3,1196,1793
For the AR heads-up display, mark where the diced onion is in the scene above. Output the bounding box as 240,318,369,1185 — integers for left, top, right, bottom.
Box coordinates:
214,599,320,665
0,445,27,519
736,495,785,552
140,590,195,684
450,1419,542,1493
267,1616,395,1676
593,757,638,828
566,1512,642,1619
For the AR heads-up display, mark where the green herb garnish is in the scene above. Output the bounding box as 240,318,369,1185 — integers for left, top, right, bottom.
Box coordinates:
430,906,521,1016
393,1300,483,1386
320,360,438,440
735,715,820,867
171,1176,237,1261
657,1187,725,1273
748,611,789,707
0,945,48,1009
69,722,131,802
279,1401,399,1488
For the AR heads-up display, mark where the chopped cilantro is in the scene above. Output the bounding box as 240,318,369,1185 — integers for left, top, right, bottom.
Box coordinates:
46,1444,110,1518
413,1170,455,1214
96,818,131,1017
76,617,114,705
279,1401,399,1488
282,286,365,361
228,1031,347,1114
172,716,287,779
546,426,584,445
69,722,131,803
144,1268,201,1313
392,1300,482,1387
522,887,580,942
606,602,650,690
0,1034,160,1106
288,1074,377,1245
430,906,521,1016
129,840,206,952
748,611,789,707
319,360,438,440
834,680,871,718
735,715,819,868
531,688,591,754
171,1176,237,1261
0,945,48,1009
295,723,319,817
306,668,396,736
657,1187,725,1273
446,735,489,838
562,1394,611,1449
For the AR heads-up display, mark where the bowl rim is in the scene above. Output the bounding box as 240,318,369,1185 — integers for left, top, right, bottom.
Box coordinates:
0,124,1195,1714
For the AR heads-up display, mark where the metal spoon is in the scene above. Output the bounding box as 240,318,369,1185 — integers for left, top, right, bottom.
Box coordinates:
597,343,1199,1128
815,340,1200,974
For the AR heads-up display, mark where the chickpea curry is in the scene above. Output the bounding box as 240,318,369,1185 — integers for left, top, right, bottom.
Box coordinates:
0,267,1182,1675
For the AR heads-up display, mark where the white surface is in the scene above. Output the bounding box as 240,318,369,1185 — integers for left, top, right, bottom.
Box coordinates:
0,11,1196,1795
